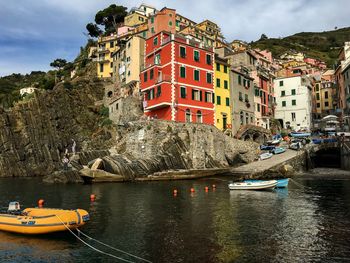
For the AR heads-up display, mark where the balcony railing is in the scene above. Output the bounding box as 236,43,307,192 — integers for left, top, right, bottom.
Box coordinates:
156,75,171,83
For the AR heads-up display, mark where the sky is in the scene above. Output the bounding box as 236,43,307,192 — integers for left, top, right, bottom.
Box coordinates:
0,0,349,76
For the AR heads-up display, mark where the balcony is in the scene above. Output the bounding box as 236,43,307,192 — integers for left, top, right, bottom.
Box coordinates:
156,75,171,83
97,47,110,54
141,61,162,71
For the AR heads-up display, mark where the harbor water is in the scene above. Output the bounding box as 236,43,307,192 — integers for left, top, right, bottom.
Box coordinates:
1,170,350,262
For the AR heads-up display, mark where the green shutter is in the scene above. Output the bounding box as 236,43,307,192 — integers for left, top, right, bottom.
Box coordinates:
216,78,220,87
181,87,186,98
216,63,220,71
238,75,241,85
192,89,195,100
224,80,228,89
217,96,221,105
226,97,230,106
199,91,202,101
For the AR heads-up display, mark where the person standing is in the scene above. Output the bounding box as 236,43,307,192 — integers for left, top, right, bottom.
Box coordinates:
62,155,69,171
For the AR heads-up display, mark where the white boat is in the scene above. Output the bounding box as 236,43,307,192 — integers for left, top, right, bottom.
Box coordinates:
259,152,273,160
228,180,277,190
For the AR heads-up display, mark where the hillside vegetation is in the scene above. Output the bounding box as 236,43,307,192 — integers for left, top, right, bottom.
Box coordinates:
251,27,350,66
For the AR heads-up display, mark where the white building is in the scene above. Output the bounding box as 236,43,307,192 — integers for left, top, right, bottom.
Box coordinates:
274,75,313,131
20,87,37,96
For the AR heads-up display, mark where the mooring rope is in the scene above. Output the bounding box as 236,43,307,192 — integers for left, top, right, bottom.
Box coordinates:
76,229,152,263
289,178,312,190
55,215,136,263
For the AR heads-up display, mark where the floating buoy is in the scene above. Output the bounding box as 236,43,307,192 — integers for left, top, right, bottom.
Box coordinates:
190,188,195,193
38,199,45,207
212,184,216,189
173,189,178,195
90,194,96,201
205,186,209,192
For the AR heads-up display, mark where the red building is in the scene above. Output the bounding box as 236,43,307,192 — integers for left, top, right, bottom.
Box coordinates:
140,31,215,124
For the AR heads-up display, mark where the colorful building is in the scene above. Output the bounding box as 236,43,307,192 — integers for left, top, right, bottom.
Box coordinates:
230,67,255,135
96,35,118,78
147,8,176,38
140,31,215,124
214,55,231,130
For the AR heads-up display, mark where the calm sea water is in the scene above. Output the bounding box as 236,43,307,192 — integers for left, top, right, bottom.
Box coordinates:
1,173,350,263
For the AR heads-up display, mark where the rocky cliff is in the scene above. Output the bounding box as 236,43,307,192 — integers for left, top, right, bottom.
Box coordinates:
0,77,112,177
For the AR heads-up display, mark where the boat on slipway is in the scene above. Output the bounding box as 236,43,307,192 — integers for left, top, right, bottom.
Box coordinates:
228,180,277,190
271,147,286,154
0,202,89,234
259,152,273,160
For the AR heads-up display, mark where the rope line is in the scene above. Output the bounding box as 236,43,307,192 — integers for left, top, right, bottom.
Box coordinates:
76,229,152,263
55,215,135,263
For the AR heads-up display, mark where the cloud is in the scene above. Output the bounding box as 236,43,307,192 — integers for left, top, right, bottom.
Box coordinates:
0,0,349,76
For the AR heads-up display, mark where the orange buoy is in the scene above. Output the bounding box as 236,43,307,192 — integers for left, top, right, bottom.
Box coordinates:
190,188,195,193
90,194,96,201
38,199,45,207
205,186,209,192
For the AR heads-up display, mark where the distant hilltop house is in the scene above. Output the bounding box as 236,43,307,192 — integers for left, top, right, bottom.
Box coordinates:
280,51,305,62
20,87,37,96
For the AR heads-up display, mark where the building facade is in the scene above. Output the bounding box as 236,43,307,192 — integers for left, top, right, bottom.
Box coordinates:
96,35,118,78
140,31,215,124
214,55,231,130
230,68,255,135
275,76,313,131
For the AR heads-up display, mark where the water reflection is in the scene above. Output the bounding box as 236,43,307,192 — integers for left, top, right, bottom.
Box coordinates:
0,177,350,262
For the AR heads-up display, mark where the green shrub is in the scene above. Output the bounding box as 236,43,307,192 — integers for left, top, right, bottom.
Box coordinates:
99,106,109,117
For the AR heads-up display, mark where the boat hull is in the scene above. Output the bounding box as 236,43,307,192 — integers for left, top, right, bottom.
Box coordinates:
228,180,277,190
0,208,89,235
244,178,289,188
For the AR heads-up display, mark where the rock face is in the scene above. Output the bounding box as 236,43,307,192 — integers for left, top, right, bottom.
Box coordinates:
0,78,111,177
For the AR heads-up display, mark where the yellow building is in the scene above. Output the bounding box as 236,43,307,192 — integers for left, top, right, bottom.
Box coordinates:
124,11,147,27
97,35,118,78
214,55,231,130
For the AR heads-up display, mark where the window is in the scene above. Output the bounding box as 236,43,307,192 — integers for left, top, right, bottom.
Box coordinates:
217,96,221,105
153,37,158,46
325,91,329,99
255,88,260,96
196,111,202,123
281,90,285,97
194,69,200,81
238,75,242,85
240,111,244,125
147,88,155,100
180,86,186,98
239,92,243,101
226,97,230,106
224,65,227,73
292,99,296,106
245,94,248,102
169,21,172,26
206,54,211,65
150,17,154,23
206,72,212,84
142,31,147,38
110,62,113,68
224,80,228,89
317,103,321,108
185,109,191,122
194,50,200,62
180,66,186,78
139,16,144,22
291,89,296,95
216,63,220,71
325,101,329,107
316,93,320,100
151,27,155,33
192,89,202,101
282,101,286,107
99,63,104,72
144,72,148,82
180,46,186,58
291,112,296,121
150,69,154,80
279,80,284,86
176,20,179,27
243,79,247,87
157,86,161,97
315,84,319,91
257,103,260,112
216,78,221,87
247,80,250,88
110,41,114,48
205,92,212,102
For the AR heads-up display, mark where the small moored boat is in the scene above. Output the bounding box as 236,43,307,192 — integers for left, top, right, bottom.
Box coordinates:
272,147,286,154
290,132,311,138
260,145,276,151
228,180,277,190
244,178,289,188
259,152,273,160
0,202,89,235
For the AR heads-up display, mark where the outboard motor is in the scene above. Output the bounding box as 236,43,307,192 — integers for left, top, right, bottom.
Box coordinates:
8,202,21,214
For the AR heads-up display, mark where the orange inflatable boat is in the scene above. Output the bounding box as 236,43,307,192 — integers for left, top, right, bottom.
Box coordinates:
0,202,89,234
